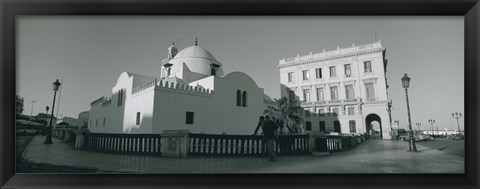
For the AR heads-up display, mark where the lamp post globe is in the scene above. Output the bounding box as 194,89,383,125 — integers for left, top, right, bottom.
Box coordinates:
44,79,61,144
452,112,462,134
428,119,435,136
416,123,421,133
401,74,417,152
401,74,410,88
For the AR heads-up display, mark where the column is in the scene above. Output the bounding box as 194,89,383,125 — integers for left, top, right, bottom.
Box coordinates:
63,129,71,142
74,129,87,150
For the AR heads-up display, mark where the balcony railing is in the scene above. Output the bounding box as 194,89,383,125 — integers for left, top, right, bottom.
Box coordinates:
300,102,313,106
83,133,162,155
344,98,358,103
300,98,363,107
365,97,378,102
328,100,342,104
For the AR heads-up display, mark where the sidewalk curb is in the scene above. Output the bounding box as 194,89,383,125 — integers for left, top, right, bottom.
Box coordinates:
19,135,101,173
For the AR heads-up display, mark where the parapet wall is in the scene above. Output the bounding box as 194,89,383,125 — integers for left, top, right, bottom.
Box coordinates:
154,80,214,96
131,78,214,97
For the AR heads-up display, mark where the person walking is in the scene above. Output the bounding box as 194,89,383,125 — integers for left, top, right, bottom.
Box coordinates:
253,116,266,157
263,116,279,161
392,129,398,143
369,128,375,140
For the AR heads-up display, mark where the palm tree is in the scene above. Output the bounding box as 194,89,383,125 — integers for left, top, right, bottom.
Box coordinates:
264,96,305,134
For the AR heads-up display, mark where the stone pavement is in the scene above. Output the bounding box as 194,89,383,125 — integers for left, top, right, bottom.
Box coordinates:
22,135,464,173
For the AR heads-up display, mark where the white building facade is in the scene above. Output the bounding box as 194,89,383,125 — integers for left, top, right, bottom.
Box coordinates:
278,41,392,139
88,42,265,135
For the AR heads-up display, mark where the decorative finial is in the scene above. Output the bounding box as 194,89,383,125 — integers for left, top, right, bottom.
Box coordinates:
172,41,175,46
195,36,198,46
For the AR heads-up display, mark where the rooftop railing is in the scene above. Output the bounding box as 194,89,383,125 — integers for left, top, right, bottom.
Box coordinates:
279,41,384,65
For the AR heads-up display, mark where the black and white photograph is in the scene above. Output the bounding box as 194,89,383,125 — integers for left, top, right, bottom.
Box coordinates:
15,16,464,174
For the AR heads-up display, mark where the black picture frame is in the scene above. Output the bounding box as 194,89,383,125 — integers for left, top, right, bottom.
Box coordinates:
1,0,479,188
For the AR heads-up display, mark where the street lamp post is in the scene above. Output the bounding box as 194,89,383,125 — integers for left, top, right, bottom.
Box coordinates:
30,100,36,121
416,123,421,134
401,74,418,152
452,112,462,134
44,79,61,144
428,119,435,136
387,100,393,140
42,106,49,136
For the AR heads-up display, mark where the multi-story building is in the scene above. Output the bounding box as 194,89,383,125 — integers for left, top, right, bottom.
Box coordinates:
278,41,392,139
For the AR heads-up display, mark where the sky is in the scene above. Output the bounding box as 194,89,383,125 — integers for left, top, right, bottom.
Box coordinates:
16,16,464,131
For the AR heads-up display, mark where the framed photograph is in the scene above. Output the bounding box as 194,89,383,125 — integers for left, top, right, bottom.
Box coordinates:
1,0,479,188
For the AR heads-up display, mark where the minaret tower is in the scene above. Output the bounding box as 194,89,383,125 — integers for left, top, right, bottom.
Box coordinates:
167,42,178,60
162,42,177,78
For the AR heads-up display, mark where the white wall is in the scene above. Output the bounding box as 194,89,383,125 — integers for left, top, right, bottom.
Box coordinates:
212,72,264,134
151,72,264,135
124,88,155,133
88,72,156,133
152,82,215,134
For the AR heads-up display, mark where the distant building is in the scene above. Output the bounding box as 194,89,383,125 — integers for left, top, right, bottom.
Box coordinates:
60,111,89,128
78,111,89,127
88,41,267,134
35,113,57,127
278,41,392,139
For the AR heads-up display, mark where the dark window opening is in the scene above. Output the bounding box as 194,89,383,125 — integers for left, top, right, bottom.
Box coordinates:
236,90,241,106
349,120,356,133
186,112,194,124
334,121,341,132
306,121,312,131
344,64,352,77
319,121,326,132
242,91,247,107
316,68,322,79
117,89,123,106
364,61,372,72
136,112,140,125
211,68,216,76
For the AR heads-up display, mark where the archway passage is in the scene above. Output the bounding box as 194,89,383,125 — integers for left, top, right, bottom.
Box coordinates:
365,114,383,139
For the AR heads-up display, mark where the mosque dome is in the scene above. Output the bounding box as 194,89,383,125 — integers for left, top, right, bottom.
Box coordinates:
168,44,223,77
172,45,220,64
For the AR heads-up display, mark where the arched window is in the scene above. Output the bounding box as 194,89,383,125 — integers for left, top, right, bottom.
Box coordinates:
242,91,247,107
117,89,123,107
236,90,241,106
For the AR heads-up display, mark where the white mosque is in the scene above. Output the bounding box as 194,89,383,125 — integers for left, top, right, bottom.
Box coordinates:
88,39,267,134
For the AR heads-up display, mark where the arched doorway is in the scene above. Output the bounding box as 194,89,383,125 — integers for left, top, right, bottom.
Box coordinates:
365,114,382,139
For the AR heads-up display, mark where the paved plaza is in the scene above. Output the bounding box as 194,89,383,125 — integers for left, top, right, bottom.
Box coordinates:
21,135,464,173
